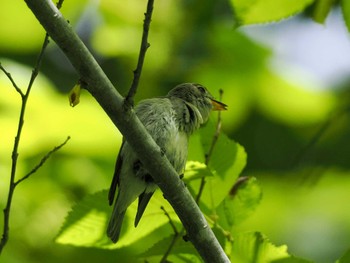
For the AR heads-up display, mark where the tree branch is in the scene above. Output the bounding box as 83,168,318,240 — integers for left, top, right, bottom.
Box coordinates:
23,1,229,262
126,0,154,106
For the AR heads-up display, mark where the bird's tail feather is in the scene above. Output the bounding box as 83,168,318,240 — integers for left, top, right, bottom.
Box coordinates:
107,208,126,243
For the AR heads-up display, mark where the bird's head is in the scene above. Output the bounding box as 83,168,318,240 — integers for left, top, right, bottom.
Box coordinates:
167,83,227,124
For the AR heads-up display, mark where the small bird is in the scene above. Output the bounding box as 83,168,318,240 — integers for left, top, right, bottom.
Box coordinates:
107,83,227,243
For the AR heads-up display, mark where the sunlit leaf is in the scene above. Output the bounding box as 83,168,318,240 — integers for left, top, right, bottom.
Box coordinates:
198,122,247,209
216,177,262,229
55,190,111,247
231,232,312,263
230,0,315,25
184,161,213,181
56,190,176,250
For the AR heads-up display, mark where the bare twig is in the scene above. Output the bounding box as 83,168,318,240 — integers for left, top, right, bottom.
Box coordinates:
125,0,154,106
26,33,50,96
0,0,65,255
160,206,178,234
196,89,224,203
160,205,184,263
0,64,24,97
15,136,70,186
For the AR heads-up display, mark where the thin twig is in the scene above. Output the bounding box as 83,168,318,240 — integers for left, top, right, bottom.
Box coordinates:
0,64,24,97
15,136,70,186
160,206,185,263
125,0,154,106
26,33,50,97
160,206,178,235
0,0,65,255
160,228,185,263
196,89,224,203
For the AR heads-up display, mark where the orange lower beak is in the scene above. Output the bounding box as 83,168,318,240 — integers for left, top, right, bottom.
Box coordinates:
211,99,227,111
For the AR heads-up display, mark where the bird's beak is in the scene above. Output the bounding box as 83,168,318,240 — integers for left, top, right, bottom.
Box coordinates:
211,99,227,111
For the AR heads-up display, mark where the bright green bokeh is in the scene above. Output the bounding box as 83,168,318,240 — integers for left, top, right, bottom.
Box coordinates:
231,0,315,25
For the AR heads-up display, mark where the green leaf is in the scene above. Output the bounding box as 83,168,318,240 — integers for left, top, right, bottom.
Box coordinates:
231,232,312,263
184,161,214,181
230,0,315,25
193,120,247,209
216,177,263,229
342,0,350,32
312,0,337,24
56,190,175,249
55,190,112,248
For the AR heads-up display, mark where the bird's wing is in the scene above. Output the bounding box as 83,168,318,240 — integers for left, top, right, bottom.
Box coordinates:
108,139,125,206
134,191,154,227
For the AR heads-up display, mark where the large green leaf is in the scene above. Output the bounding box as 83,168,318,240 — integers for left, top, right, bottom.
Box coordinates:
215,177,262,230
231,0,315,25
56,190,113,248
189,120,247,210
231,232,312,263
56,190,175,250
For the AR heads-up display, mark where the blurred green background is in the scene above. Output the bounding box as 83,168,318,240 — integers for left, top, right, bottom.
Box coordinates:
1,0,350,262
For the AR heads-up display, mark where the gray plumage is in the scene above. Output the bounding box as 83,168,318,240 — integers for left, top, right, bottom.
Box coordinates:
107,83,227,243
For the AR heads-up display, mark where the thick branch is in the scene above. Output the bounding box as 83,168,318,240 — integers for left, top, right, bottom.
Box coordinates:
23,1,229,262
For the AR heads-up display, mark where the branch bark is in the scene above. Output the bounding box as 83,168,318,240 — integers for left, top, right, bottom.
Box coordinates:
23,1,230,262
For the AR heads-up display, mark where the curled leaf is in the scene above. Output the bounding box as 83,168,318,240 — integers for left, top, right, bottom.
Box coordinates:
68,83,81,107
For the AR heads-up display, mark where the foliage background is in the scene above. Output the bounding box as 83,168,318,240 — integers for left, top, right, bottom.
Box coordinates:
1,0,350,262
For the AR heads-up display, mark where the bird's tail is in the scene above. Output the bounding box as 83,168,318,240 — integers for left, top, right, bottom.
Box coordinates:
107,201,126,243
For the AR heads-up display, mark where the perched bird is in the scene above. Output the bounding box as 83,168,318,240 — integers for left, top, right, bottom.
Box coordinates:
107,83,227,243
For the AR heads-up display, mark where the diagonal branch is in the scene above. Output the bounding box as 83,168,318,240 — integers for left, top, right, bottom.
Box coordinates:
126,0,154,106
23,1,229,262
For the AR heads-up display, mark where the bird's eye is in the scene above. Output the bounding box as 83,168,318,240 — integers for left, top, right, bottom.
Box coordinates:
196,85,206,93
